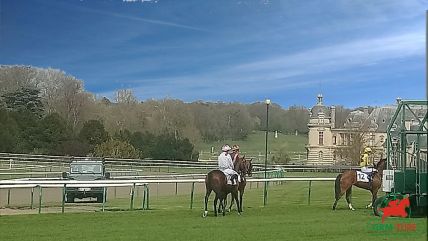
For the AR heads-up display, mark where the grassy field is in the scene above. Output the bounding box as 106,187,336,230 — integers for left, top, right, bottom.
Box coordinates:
1,181,426,241
196,131,307,161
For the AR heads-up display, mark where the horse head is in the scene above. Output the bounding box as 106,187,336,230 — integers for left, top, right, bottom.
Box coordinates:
244,158,253,177
235,156,252,177
375,158,387,174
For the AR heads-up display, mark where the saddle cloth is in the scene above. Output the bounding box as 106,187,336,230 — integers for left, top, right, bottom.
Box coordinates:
356,171,370,182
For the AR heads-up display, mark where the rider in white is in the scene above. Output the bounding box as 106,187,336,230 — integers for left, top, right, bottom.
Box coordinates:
218,144,241,185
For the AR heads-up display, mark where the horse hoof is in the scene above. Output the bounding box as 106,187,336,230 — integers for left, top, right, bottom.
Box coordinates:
227,208,231,213
203,211,208,218
237,212,241,216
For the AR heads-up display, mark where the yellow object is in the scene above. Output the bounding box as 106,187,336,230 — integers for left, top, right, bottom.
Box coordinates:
360,153,372,167
364,147,372,153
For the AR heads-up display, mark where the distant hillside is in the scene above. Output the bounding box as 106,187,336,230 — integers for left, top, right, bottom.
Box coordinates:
196,131,307,163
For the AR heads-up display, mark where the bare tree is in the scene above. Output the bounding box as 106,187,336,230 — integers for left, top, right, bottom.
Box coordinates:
0,65,38,94
115,89,138,105
334,105,352,128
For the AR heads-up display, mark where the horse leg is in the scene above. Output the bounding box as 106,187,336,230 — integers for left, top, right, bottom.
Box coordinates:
232,190,241,215
203,189,212,217
332,174,347,210
220,195,227,214
345,187,355,211
239,189,244,212
214,195,218,217
367,185,379,209
222,196,226,216
228,194,234,212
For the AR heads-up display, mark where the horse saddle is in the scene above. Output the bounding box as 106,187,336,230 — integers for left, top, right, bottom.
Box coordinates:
356,171,370,183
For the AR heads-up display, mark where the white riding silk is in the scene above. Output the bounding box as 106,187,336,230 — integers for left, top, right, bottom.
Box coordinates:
218,152,241,184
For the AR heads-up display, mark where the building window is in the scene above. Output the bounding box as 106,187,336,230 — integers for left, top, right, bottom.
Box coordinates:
333,135,337,145
369,133,375,146
318,151,323,162
319,132,324,146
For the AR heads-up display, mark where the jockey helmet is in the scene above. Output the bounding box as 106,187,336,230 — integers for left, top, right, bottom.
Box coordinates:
232,145,240,151
222,145,231,152
364,147,372,153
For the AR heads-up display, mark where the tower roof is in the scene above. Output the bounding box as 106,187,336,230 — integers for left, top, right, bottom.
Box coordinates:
310,94,330,117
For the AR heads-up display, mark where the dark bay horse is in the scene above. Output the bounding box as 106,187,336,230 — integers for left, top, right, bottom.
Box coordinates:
228,156,252,212
203,170,240,217
332,158,386,211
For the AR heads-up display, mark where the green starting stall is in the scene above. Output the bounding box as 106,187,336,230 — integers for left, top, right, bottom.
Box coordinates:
373,100,427,217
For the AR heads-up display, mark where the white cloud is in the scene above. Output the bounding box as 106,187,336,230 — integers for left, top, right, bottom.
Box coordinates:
234,29,424,74
115,29,424,101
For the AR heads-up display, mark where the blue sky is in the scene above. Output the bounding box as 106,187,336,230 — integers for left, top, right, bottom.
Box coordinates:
1,0,426,108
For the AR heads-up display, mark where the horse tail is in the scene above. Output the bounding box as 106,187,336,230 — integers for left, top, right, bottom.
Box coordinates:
334,174,342,200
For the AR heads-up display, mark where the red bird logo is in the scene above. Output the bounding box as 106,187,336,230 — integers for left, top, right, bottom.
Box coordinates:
380,197,410,223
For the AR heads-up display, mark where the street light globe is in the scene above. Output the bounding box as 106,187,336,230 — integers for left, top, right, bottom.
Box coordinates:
265,99,271,105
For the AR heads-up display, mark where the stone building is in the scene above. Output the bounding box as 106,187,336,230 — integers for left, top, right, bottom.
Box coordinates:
306,94,396,165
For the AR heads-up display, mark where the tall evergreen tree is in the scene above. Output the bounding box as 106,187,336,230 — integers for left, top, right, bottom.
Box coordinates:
2,87,44,117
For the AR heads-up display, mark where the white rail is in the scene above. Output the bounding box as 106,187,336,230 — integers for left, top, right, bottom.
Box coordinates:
0,177,335,187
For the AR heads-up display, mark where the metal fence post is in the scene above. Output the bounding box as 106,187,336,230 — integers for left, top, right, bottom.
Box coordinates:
38,185,42,214
30,187,34,209
308,181,312,205
146,185,150,209
62,184,66,213
142,184,146,210
7,189,10,207
102,187,106,212
175,177,178,195
130,183,136,210
263,181,269,206
190,182,195,209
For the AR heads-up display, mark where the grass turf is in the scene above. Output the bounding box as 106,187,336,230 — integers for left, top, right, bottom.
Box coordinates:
0,181,426,241
195,131,307,161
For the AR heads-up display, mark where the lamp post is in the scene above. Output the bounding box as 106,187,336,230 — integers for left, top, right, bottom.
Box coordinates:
264,99,271,206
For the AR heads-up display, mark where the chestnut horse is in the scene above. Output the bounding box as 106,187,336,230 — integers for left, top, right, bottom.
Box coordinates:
332,158,386,211
228,156,253,212
203,170,240,217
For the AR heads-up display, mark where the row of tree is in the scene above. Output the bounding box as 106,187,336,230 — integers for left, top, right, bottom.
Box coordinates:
0,99,197,160
0,65,356,159
0,65,316,140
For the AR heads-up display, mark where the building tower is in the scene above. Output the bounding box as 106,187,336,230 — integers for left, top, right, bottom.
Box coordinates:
306,94,335,165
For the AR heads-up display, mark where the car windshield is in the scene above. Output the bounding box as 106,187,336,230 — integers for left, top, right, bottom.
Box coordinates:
70,164,102,174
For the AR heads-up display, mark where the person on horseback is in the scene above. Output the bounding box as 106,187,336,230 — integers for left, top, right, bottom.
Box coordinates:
218,144,240,185
231,145,240,164
360,147,377,182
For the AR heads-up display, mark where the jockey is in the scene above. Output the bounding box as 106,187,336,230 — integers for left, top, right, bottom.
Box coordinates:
360,147,376,181
231,145,240,163
218,144,240,185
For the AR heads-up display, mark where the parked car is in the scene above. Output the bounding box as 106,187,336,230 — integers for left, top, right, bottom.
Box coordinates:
62,158,110,203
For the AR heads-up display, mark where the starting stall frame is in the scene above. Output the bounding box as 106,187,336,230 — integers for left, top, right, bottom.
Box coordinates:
374,100,427,217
